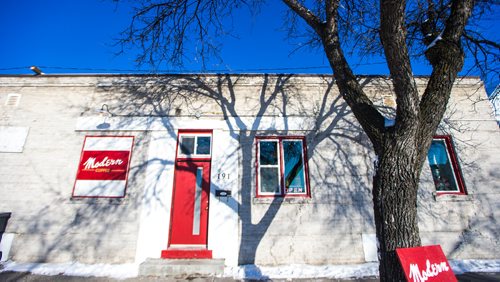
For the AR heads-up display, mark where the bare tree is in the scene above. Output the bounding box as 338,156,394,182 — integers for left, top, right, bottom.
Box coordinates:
116,0,498,280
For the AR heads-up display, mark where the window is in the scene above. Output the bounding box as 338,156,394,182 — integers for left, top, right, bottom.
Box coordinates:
256,137,310,197
178,133,212,157
427,135,466,194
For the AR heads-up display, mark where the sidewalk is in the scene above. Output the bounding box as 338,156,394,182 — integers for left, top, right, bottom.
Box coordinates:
1,271,499,281
0,272,374,281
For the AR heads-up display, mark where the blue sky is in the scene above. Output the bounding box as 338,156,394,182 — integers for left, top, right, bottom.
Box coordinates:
0,0,498,93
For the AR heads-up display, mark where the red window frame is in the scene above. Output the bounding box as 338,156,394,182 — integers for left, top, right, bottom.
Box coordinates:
255,136,311,198
428,135,467,195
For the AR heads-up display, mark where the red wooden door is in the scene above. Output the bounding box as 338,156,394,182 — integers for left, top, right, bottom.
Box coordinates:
169,159,211,246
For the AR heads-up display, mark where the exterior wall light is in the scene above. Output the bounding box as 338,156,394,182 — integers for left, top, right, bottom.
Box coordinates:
99,104,113,117
30,66,44,75
96,104,112,129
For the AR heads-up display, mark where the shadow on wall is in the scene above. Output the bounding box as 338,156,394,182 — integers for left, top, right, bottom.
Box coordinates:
415,80,499,260
105,74,381,265
11,74,490,265
9,74,378,264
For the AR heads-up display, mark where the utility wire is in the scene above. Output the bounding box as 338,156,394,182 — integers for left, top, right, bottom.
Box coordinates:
0,62,387,74
0,66,31,71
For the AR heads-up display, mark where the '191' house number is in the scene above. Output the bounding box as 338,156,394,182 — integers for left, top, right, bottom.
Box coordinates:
217,173,229,180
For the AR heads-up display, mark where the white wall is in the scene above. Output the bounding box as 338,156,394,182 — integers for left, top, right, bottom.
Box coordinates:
1,74,498,266
134,131,177,263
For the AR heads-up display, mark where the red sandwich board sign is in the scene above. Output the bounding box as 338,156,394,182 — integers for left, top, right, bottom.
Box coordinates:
72,136,134,198
396,245,456,282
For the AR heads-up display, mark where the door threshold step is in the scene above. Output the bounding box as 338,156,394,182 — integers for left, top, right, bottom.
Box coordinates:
161,248,212,259
139,258,224,277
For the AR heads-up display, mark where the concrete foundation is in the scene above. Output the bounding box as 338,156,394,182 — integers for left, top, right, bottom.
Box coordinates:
138,258,225,278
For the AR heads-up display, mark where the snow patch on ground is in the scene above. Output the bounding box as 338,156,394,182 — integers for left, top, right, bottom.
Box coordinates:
0,261,138,279
224,263,380,280
450,259,500,274
225,260,500,280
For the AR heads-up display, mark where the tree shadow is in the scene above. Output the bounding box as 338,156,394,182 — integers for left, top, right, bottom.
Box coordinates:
7,74,380,266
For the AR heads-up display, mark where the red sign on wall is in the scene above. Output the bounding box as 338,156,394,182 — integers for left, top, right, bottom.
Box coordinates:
396,245,456,282
72,136,134,198
77,150,130,180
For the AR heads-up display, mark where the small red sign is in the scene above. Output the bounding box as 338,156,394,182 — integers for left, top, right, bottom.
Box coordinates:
76,150,130,180
396,245,456,282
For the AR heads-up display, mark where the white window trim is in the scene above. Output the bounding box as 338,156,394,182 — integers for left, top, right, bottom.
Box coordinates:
257,139,282,196
178,133,212,158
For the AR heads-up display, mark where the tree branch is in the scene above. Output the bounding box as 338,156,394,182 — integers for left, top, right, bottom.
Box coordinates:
464,31,500,50
418,0,475,163
380,0,420,133
319,0,385,153
281,0,386,151
117,0,244,68
281,0,323,33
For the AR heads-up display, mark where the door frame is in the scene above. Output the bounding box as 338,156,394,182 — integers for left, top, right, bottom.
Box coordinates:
167,130,213,249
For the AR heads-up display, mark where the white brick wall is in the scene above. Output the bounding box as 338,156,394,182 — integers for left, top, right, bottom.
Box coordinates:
0,74,498,265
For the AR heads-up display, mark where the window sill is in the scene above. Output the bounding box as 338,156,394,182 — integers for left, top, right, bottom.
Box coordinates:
69,197,127,205
432,192,473,202
253,196,312,205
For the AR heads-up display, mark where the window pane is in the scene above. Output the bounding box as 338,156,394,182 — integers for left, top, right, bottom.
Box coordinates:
180,136,195,155
259,141,278,165
260,167,280,193
283,140,305,193
427,139,459,192
196,136,211,155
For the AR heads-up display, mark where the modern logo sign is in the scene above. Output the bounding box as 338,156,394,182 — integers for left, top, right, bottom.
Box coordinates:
396,245,456,282
72,136,134,198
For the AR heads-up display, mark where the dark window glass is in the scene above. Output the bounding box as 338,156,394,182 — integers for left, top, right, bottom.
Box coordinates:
259,141,278,165
283,140,305,193
180,136,195,155
427,139,459,192
196,136,211,155
260,167,280,193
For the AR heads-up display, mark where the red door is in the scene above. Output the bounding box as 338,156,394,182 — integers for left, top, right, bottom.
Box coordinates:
169,159,211,247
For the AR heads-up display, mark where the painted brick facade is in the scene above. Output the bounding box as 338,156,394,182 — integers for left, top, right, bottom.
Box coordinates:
0,74,498,267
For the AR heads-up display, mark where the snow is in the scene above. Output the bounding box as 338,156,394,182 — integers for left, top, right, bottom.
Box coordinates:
1,259,499,280
0,261,138,279
426,31,444,50
450,259,500,274
225,263,379,280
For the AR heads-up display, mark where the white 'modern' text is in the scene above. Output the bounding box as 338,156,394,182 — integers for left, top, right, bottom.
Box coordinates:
83,157,124,169
409,259,450,282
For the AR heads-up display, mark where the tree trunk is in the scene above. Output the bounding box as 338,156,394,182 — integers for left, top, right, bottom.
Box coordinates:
373,136,423,281
282,1,473,281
